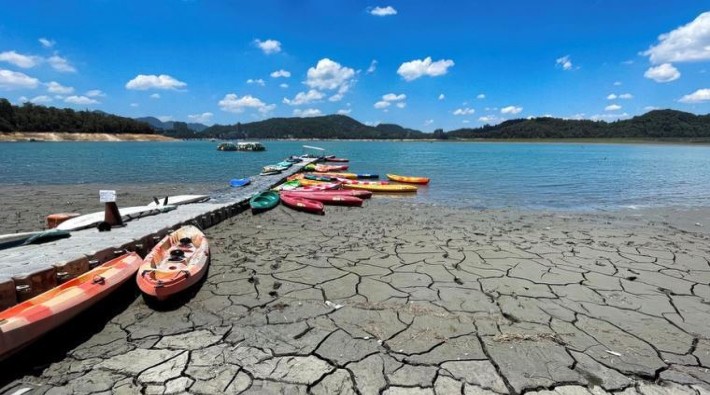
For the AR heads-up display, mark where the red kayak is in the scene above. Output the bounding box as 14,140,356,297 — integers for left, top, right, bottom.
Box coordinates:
336,177,389,185
282,191,363,207
325,157,349,163
294,182,341,191
280,194,325,214
287,189,372,199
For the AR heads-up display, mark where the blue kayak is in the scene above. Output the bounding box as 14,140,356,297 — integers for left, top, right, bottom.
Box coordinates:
230,178,251,187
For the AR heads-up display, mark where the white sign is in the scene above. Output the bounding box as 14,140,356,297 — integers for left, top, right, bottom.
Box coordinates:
99,190,116,203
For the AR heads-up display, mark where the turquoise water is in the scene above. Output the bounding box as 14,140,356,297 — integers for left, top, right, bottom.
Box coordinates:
2,140,710,210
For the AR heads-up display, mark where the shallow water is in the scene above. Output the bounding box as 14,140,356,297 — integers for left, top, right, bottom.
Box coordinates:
1,140,709,210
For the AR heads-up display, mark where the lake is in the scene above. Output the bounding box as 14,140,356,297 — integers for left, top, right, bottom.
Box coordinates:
1,140,709,211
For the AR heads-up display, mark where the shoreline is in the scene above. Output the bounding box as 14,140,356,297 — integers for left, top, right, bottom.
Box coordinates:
0,132,175,142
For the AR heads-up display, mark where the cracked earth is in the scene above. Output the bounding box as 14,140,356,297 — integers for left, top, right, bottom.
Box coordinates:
2,201,710,394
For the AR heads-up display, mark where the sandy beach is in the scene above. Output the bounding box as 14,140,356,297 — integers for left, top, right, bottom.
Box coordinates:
1,192,709,394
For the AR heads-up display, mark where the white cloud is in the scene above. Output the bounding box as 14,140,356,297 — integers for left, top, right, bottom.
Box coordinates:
462,120,470,124
607,94,618,100
397,57,454,81
283,89,324,105
65,95,99,105
46,81,74,94
438,93,445,100
453,108,475,115
644,106,658,111
130,103,139,107
39,38,55,48
642,12,710,64
254,39,282,54
48,54,76,73
477,93,486,99
86,89,105,97
382,93,406,101
374,100,390,109
478,115,500,124
188,112,214,123
679,88,710,103
0,69,40,90
270,69,291,78
157,116,173,122
367,60,377,73
279,83,289,89
613,81,623,86
396,102,406,109
150,93,160,99
126,74,187,90
29,95,52,104
306,58,356,95
329,93,344,102
501,106,523,115
424,119,434,126
618,93,633,99
369,6,397,16
219,93,275,114
293,108,322,117
337,108,352,115
605,104,622,111
246,78,265,86
0,51,41,68
590,112,629,121
556,55,573,70
644,63,680,82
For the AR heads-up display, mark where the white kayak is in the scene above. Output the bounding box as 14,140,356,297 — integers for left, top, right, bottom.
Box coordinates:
0,229,71,250
57,205,177,231
147,195,210,207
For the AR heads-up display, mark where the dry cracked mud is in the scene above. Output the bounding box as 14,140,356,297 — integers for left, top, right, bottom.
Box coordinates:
2,200,710,394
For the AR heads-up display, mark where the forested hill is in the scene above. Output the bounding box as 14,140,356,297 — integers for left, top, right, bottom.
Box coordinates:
201,115,427,139
0,99,155,134
447,110,710,139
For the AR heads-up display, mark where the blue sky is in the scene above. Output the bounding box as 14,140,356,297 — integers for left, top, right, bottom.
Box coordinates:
0,1,708,132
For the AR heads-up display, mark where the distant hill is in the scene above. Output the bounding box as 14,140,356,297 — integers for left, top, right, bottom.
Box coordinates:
202,115,426,139
447,110,710,139
135,116,208,132
0,99,155,134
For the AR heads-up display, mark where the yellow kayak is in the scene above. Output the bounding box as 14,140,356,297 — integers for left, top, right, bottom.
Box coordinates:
343,183,417,193
386,174,430,185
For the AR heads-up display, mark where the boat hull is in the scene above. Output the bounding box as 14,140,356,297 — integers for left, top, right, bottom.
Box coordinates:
250,191,280,212
136,226,210,301
280,194,325,214
0,252,142,360
343,183,418,193
386,174,430,185
282,191,363,206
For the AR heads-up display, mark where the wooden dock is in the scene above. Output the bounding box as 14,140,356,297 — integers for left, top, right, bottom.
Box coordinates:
0,158,317,310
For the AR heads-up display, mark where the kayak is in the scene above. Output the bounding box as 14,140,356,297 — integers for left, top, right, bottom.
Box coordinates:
336,178,389,186
148,195,210,207
325,156,349,163
356,173,379,179
276,161,293,168
250,191,280,212
229,178,251,187
343,183,418,193
292,182,341,191
280,194,325,214
386,174,431,185
305,164,349,172
287,189,372,199
0,229,70,251
304,174,336,182
273,180,301,191
315,172,358,180
136,226,210,301
260,169,282,176
0,252,142,360
282,191,363,207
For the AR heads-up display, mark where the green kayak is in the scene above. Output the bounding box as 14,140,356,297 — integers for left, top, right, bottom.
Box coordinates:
250,191,280,213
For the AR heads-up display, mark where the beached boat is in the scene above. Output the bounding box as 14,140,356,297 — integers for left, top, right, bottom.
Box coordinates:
136,226,210,301
280,194,324,214
298,179,341,188
288,189,372,199
343,183,418,193
229,178,251,187
282,191,363,207
250,191,280,212
386,174,431,185
0,252,143,360
305,164,350,172
304,174,336,182
356,173,379,179
336,178,389,186
0,229,70,250
316,172,358,179
293,182,341,191
56,205,177,231
273,180,301,191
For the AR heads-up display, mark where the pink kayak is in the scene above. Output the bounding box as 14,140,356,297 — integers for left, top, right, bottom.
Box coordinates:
282,191,363,207
287,189,372,199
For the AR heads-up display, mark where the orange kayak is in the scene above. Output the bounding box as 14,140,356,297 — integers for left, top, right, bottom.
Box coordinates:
0,252,142,360
386,174,430,185
137,225,210,301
